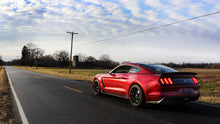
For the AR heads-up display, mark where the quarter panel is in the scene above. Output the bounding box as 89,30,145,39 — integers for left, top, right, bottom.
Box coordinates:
124,73,161,100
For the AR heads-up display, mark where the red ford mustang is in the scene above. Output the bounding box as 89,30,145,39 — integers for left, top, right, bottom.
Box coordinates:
92,63,200,107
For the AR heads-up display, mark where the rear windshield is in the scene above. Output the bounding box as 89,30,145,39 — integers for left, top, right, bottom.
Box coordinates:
140,64,178,74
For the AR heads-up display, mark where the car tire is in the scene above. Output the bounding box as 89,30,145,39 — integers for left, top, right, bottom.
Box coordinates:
129,84,145,107
92,79,101,95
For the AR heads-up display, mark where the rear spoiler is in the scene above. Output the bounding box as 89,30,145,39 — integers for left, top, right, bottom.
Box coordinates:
161,72,197,77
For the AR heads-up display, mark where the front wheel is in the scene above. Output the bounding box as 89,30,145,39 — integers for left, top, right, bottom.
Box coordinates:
92,79,101,95
129,84,145,107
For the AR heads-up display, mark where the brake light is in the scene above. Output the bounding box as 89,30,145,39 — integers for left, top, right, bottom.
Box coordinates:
168,78,174,84
160,78,165,84
192,77,198,84
160,77,173,85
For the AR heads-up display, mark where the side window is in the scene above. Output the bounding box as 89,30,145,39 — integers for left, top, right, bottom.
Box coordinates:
112,66,132,73
129,66,141,73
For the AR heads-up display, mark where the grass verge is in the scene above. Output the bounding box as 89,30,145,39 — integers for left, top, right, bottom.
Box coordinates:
15,66,220,105
197,81,220,105
177,68,220,105
15,66,107,82
0,66,15,123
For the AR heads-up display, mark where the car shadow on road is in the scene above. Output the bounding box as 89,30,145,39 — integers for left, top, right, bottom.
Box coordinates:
97,94,220,118
144,102,220,118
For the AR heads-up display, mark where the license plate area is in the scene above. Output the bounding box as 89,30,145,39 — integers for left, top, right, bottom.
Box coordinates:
183,88,193,94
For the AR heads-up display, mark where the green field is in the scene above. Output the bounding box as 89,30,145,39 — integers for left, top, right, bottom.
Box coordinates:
15,66,220,105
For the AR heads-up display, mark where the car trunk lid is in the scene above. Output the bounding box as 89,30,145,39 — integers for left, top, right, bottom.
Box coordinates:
159,72,198,85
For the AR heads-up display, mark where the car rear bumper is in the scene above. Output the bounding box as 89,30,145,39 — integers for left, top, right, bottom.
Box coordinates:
146,87,200,104
146,94,200,104
161,94,199,104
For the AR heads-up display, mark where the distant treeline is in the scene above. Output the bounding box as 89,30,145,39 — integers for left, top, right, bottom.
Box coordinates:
0,55,4,66
161,62,220,69
2,43,220,69
4,43,119,69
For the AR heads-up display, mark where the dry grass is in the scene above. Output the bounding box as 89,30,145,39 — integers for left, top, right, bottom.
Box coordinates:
177,68,220,105
15,66,220,105
198,96,220,105
15,66,108,82
0,66,15,123
177,68,220,83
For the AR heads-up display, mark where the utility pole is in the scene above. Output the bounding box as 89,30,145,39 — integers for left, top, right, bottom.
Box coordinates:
67,31,78,74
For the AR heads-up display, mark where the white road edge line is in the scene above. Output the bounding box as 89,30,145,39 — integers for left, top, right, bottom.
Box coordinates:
5,67,29,124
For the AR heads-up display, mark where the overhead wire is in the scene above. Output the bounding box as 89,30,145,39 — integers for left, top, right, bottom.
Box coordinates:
78,11,220,46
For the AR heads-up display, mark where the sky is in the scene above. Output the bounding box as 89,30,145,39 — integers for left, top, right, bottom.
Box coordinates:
0,0,220,63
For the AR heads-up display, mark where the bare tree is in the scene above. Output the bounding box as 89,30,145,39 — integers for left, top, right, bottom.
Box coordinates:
27,43,37,59
77,53,86,62
84,56,97,68
54,50,69,67
42,55,57,67
20,43,45,66
35,48,45,69
85,56,96,63
35,48,44,59
99,54,115,69
100,54,110,62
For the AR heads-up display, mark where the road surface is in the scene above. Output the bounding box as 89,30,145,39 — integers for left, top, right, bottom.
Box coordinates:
5,66,220,124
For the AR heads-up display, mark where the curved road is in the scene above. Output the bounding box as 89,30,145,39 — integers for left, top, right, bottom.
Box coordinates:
5,66,220,124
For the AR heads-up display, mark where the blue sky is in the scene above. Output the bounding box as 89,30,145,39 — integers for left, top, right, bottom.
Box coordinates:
0,0,219,63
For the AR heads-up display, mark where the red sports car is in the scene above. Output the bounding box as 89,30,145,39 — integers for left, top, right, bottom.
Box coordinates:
92,63,200,107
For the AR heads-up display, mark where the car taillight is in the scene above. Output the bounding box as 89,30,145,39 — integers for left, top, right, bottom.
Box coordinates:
160,77,173,85
192,77,198,84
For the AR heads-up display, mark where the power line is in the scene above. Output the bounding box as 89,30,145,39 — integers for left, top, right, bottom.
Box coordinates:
79,11,220,46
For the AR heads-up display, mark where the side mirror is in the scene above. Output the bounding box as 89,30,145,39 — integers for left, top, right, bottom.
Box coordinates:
107,70,115,75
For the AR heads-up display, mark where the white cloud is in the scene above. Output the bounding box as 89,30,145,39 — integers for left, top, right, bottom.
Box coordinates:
0,0,219,62
16,26,34,32
202,0,218,4
28,0,39,3
144,10,159,22
84,0,101,5
119,0,142,17
164,9,186,20
188,3,206,16
214,2,220,11
145,0,163,9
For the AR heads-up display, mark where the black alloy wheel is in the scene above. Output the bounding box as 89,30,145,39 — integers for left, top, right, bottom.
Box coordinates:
92,79,101,95
129,84,145,107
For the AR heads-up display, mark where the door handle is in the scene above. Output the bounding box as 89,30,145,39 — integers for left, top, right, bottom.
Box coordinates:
119,77,127,79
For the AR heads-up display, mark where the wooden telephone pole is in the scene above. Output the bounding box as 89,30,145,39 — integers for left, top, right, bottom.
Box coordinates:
67,31,78,74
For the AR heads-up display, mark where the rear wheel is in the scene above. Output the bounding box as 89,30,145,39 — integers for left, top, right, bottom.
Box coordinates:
129,84,145,107
92,79,101,95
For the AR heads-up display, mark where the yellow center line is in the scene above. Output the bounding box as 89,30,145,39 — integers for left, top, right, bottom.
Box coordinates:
63,86,84,93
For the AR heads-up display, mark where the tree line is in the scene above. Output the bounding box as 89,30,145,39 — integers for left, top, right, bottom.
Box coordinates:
2,43,220,69
0,55,4,66
6,43,119,69
162,62,220,69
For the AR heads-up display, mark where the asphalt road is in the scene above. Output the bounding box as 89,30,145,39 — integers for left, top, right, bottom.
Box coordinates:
5,66,220,124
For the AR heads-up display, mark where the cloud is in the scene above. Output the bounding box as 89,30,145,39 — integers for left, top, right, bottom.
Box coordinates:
119,0,142,17
145,0,164,9
144,10,160,22
0,0,219,62
214,2,220,11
